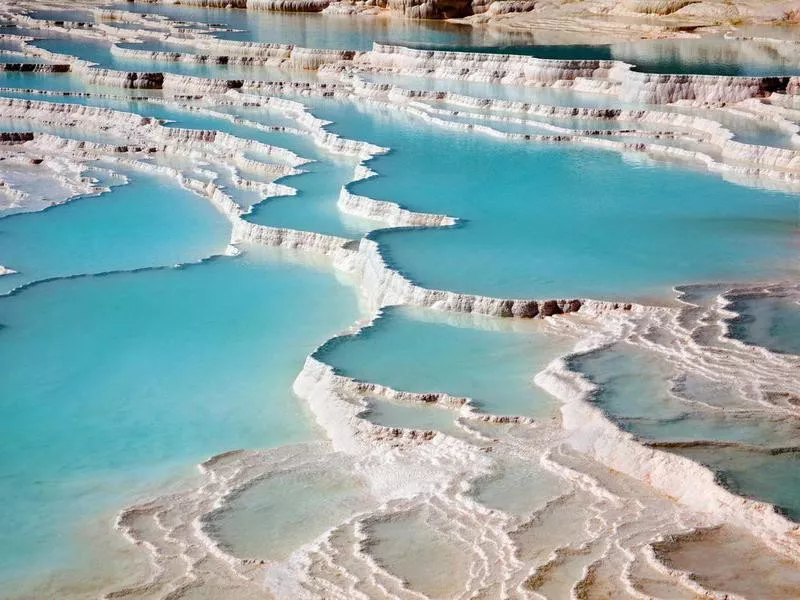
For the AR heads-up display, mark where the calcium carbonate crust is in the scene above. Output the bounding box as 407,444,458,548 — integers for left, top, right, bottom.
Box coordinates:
2,5,800,599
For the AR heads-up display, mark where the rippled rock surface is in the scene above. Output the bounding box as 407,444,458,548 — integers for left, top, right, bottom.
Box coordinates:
1,2,800,599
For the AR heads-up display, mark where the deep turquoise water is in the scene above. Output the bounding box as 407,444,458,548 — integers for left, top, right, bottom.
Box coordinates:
0,245,359,587
311,99,800,300
317,306,569,418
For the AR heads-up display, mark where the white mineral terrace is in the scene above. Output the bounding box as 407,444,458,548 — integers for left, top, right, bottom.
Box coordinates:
2,2,800,599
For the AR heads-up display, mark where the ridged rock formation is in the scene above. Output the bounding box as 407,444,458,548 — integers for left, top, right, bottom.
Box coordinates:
1,63,70,73
155,0,490,17
377,0,474,18
4,8,800,598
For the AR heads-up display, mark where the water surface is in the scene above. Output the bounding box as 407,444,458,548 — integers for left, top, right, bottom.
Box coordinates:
0,168,230,294
315,99,800,300
318,306,568,418
727,295,800,355
0,245,358,588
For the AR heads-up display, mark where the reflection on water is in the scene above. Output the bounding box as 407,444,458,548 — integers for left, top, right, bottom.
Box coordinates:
402,38,800,76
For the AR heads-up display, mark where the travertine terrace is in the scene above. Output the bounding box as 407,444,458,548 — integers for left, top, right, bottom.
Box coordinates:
1,2,800,599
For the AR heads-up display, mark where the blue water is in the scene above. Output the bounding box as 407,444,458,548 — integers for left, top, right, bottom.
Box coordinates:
31,37,314,81
248,156,377,236
728,295,800,355
673,446,800,521
0,51,52,65
0,245,358,587
107,4,800,77
317,306,569,418
573,344,800,444
573,344,800,521
0,89,377,237
310,98,799,300
400,39,800,77
7,84,781,306
95,99,379,237
116,3,498,48
363,395,464,436
0,168,230,294
82,98,377,237
2,9,800,593
0,71,87,92
28,9,96,23
0,39,24,52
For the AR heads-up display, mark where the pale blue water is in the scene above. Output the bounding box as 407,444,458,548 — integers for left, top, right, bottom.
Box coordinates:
208,454,371,560
672,446,800,521
401,39,800,77
573,344,800,444
28,9,96,23
0,168,230,294
116,3,497,48
311,98,799,300
2,9,800,593
122,100,378,236
317,306,569,418
0,89,378,236
32,37,313,80
0,71,86,92
573,344,800,520
247,156,378,236
108,4,800,77
572,345,688,424
96,99,377,236
0,83,379,235
0,39,24,52
0,52,52,65
0,245,358,587
363,396,463,436
215,103,306,131
728,295,800,355
670,105,800,149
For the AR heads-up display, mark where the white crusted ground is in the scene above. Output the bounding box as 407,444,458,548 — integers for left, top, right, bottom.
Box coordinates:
2,3,800,599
